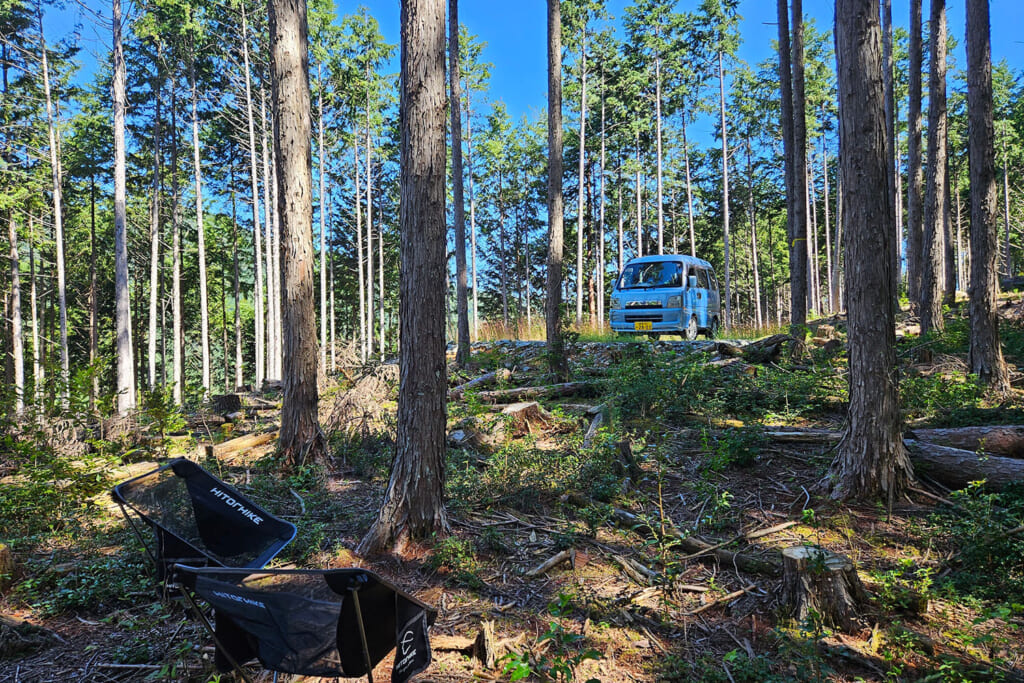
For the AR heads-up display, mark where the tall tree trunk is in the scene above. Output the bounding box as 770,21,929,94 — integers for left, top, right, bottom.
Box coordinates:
545,0,567,379
358,0,449,553
907,0,924,308
8,213,22,415
598,69,606,330
921,0,948,334
617,172,624,273
378,168,384,356
232,168,243,390
113,0,135,414
354,140,366,360
791,0,809,326
575,27,587,326
944,155,956,304
189,59,212,394
831,0,913,503
655,52,665,255
39,13,68,398
365,69,375,359
634,136,642,258
823,134,835,312
31,216,43,406
883,0,898,306
966,0,1010,392
261,87,278,381
746,139,763,328
269,0,325,467
718,51,732,329
466,85,479,338
1001,135,1012,276
683,116,696,258
318,63,328,374
148,72,162,389
778,0,806,330
241,0,264,390
171,87,183,404
450,0,470,366
497,170,509,326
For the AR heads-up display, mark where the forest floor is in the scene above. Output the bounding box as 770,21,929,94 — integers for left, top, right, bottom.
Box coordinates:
3,299,1024,682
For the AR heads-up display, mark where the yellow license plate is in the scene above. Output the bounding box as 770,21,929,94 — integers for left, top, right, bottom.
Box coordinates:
634,322,653,331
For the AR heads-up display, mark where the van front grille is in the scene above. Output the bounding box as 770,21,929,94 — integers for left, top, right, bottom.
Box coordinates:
624,313,662,323
625,301,662,309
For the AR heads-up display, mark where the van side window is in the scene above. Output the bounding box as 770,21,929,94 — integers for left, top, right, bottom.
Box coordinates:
707,270,719,293
696,269,710,289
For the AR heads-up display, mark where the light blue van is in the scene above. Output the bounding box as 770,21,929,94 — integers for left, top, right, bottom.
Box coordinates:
609,254,721,340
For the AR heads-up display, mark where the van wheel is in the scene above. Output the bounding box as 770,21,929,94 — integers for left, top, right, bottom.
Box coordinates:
684,316,698,341
707,317,720,339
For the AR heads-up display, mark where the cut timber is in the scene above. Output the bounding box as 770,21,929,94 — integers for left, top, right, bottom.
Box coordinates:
474,382,593,403
205,429,279,458
0,543,14,592
741,334,798,364
525,548,575,577
905,439,1024,490
501,402,555,437
781,545,868,633
908,426,1024,458
765,429,842,443
449,368,512,399
473,620,497,669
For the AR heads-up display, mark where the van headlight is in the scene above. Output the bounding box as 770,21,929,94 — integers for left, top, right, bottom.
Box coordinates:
667,295,682,308
611,296,621,309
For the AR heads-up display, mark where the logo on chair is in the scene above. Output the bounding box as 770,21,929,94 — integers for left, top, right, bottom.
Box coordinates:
400,629,416,656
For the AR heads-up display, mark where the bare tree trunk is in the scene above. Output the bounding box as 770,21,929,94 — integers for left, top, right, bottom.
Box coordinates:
113,0,135,415
318,63,327,374
8,213,22,415
598,70,606,330
655,52,664,255
171,86,183,404
823,134,834,312
907,0,924,308
261,87,277,382
497,170,509,326
683,116,696,258
466,86,479,338
31,216,43,406
966,0,1010,392
746,139,762,328
617,175,624,273
718,51,732,329
358,0,449,553
921,0,948,334
365,71,375,359
883,0,898,308
635,136,642,258
944,155,956,304
189,59,212,395
241,0,264,391
39,14,68,398
545,0,567,379
779,0,807,330
269,0,325,467
232,170,243,390
450,0,470,366
1001,135,1012,276
831,0,913,503
378,165,384,357
148,70,162,390
575,27,587,326
353,141,366,360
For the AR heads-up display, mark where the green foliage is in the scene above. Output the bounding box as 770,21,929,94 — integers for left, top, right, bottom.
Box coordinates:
871,558,936,614
661,649,785,682
700,427,764,471
15,550,149,617
929,482,1024,604
501,593,600,683
140,387,187,454
428,536,483,589
900,373,985,422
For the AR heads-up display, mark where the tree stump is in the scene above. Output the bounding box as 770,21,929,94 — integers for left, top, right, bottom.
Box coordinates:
0,543,15,593
473,619,496,669
780,545,868,633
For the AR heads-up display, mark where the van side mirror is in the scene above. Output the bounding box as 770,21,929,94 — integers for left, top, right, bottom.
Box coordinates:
688,275,698,288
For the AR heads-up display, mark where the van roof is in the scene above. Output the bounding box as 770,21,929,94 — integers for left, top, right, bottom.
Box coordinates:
622,254,713,269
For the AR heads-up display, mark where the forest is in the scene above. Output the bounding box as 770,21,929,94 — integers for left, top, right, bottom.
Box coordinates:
3,0,1024,680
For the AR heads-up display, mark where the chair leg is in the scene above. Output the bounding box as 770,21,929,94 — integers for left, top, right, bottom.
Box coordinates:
178,584,256,683
349,589,375,683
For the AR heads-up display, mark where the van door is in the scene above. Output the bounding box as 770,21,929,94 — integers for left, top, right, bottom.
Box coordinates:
706,269,721,320
694,268,711,327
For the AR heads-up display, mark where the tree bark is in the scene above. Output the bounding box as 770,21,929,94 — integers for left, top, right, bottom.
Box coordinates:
779,0,807,331
148,69,162,390
358,0,449,554
241,0,265,390
682,117,696,258
905,439,1024,491
39,14,68,400
269,0,325,467
318,63,328,375
545,0,567,380
882,0,898,306
718,51,732,329
113,0,135,415
781,545,868,633
189,59,212,395
907,0,924,310
921,0,948,334
830,0,913,503
576,26,587,325
171,86,183,404
966,0,1011,392
450,0,470,366
8,213,22,415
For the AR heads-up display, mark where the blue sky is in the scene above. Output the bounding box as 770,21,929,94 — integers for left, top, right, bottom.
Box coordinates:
49,0,1024,140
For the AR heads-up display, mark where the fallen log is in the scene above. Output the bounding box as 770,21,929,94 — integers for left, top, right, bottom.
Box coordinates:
905,439,1024,490
525,548,575,577
449,368,513,400
908,426,1024,458
582,413,604,449
205,429,279,459
742,334,798,364
474,382,594,403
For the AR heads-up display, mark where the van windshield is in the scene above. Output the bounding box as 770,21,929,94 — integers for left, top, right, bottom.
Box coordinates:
617,261,683,290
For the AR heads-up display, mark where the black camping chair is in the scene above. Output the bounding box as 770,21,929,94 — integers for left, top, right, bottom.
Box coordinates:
111,458,296,588
172,565,436,683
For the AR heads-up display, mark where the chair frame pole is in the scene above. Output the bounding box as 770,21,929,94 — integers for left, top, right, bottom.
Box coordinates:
178,581,256,683
349,588,375,683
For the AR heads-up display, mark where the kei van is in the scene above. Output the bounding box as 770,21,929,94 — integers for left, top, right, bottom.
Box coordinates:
609,254,722,340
